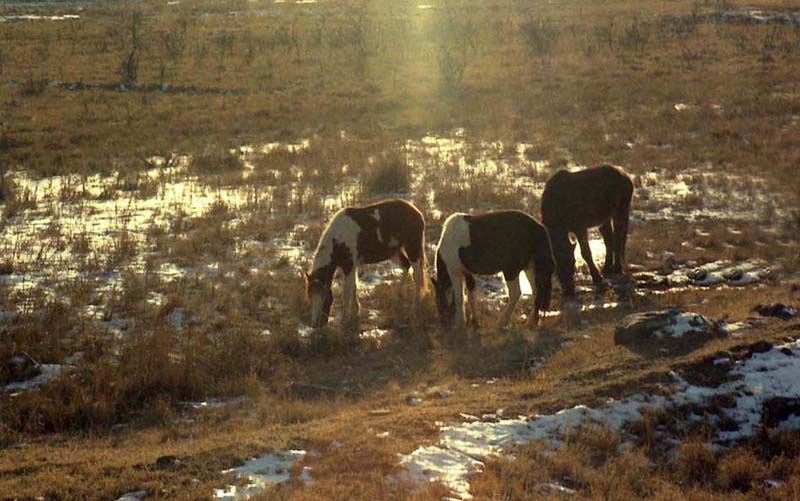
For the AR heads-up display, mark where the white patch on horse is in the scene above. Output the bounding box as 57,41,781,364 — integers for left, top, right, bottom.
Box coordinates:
436,213,471,274
387,236,400,247
377,227,384,243
312,210,361,271
373,209,381,221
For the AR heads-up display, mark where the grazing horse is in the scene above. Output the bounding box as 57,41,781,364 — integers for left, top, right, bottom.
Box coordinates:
432,210,555,330
305,199,427,328
541,164,634,297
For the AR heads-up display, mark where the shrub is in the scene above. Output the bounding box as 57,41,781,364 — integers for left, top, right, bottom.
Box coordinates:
674,439,717,485
363,151,411,195
520,18,560,60
189,147,245,175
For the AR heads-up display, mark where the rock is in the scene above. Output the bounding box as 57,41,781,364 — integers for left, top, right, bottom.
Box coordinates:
615,309,708,344
0,353,41,385
762,397,800,428
115,490,147,501
754,303,798,321
747,340,774,356
406,396,423,406
155,455,180,469
536,482,576,496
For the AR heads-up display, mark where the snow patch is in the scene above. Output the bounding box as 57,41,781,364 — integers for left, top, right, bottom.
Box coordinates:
214,450,308,500
399,340,800,499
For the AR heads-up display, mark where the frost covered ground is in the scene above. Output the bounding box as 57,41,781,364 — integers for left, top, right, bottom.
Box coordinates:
399,337,800,499
214,450,310,500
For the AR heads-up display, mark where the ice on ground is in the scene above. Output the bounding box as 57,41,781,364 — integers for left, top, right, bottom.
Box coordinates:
115,491,148,501
2,364,67,392
214,450,307,500
654,312,709,338
179,397,247,410
0,14,80,22
399,340,800,499
719,320,753,336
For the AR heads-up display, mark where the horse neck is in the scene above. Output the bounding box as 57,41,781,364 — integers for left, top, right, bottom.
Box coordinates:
310,225,339,285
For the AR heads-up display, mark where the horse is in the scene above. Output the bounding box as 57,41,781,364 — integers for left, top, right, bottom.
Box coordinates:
305,199,428,328
540,164,634,297
431,210,555,331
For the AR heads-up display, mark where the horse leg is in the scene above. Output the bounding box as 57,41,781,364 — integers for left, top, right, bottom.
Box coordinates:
411,255,424,317
465,272,478,327
524,268,540,328
498,273,521,331
451,271,466,330
599,221,615,275
342,270,356,325
576,228,603,285
351,271,360,319
612,198,631,274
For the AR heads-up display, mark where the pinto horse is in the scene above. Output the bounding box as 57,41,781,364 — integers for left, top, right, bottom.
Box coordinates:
432,210,555,331
540,164,634,297
305,199,427,327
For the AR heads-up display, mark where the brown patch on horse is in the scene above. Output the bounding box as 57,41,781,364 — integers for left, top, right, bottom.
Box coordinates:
344,198,425,266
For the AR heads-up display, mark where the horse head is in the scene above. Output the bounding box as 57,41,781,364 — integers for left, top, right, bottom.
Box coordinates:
549,229,577,297
430,275,456,327
306,268,333,328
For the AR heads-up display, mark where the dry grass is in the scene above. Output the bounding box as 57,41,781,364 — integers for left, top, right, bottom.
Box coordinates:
0,0,799,499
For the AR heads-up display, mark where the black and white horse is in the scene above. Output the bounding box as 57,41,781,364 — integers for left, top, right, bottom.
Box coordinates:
305,199,428,327
432,210,555,330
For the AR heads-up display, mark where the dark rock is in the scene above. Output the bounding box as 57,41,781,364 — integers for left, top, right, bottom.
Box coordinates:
0,353,41,385
723,269,744,282
762,397,800,428
718,416,740,432
753,303,798,321
711,393,737,409
781,347,794,356
155,455,180,469
747,340,774,356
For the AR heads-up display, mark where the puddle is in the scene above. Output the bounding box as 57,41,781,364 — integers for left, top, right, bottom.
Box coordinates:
214,450,308,500
399,339,800,499
0,14,80,22
0,132,793,344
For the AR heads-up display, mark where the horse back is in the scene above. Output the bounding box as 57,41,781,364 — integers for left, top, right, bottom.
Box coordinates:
541,165,633,230
344,199,425,264
458,211,549,276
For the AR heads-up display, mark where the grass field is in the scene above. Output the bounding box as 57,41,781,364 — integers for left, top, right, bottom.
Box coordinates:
0,0,799,499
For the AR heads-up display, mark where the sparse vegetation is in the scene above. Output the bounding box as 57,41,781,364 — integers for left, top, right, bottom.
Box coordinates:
0,0,798,499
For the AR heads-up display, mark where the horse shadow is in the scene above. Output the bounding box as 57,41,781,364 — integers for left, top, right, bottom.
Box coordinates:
443,324,565,379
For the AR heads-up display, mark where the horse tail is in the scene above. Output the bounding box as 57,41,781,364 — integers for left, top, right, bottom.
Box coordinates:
533,227,556,313
417,227,429,295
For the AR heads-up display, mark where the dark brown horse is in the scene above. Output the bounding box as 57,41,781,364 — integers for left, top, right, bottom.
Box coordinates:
305,199,427,327
541,165,634,297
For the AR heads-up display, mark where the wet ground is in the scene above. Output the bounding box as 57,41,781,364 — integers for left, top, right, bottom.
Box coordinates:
0,131,794,346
